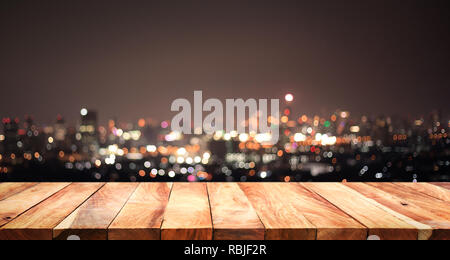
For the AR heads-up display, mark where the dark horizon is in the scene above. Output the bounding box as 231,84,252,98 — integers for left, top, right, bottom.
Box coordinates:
1,0,449,125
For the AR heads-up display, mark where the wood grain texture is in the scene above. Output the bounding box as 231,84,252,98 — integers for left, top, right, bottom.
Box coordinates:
302,183,419,240
285,183,367,240
239,183,316,240
208,183,264,240
161,183,212,240
0,183,70,227
53,183,138,240
395,183,450,202
0,183,38,201
108,183,172,240
0,183,104,240
431,182,450,191
1,182,449,240
345,183,446,240
367,183,450,220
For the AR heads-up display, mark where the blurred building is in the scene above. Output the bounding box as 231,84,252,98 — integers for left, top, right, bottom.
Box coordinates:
2,118,19,155
79,108,99,154
54,115,67,142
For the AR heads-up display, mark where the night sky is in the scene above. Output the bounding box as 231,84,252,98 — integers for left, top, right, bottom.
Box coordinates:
1,0,449,125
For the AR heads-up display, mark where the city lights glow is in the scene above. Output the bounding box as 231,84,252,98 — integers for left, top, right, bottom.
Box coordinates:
255,133,272,143
260,171,268,178
239,133,249,142
80,108,88,116
285,93,294,102
294,133,306,142
350,126,361,133
165,131,182,142
203,152,211,159
146,145,157,153
0,101,446,184
223,133,231,141
177,147,187,156
144,161,151,168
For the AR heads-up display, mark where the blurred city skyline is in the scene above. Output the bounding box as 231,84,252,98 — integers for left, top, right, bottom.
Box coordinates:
1,0,450,125
1,99,448,183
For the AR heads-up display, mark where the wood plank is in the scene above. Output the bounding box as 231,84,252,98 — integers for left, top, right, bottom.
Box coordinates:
53,183,138,240
345,183,448,240
284,183,367,240
208,183,265,240
367,183,450,220
431,182,450,191
395,183,450,202
0,183,104,240
0,182,448,240
302,183,419,240
239,183,316,240
108,183,172,240
0,183,38,201
161,183,212,240
0,183,70,227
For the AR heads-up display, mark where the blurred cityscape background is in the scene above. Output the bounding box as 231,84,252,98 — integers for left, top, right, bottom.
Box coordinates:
0,93,448,182
1,1,449,182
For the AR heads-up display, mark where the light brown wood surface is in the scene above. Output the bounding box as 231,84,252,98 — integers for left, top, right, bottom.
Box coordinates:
367,183,450,220
161,183,212,240
286,183,368,240
0,183,104,240
0,183,37,201
1,182,450,240
395,183,450,202
345,183,448,240
0,183,70,227
302,183,419,240
108,183,172,240
53,183,138,240
239,183,316,240
431,182,450,190
208,183,265,240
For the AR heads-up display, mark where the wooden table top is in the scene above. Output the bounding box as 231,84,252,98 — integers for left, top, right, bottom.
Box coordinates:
0,182,449,240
